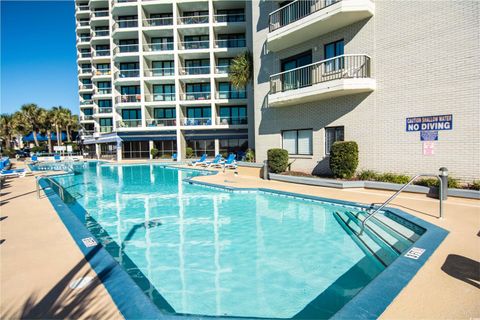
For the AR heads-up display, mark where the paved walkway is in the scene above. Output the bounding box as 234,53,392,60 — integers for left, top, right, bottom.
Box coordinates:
0,162,123,319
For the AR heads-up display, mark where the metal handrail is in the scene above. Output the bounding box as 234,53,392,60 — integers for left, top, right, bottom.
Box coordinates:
360,174,443,234
36,175,66,201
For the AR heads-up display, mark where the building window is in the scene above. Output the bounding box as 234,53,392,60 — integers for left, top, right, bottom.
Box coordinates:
83,108,93,115
153,140,177,158
324,39,344,72
186,139,215,157
154,108,176,119
219,106,247,125
282,129,312,155
219,138,248,158
186,107,211,119
325,126,344,155
153,84,175,101
98,99,112,108
280,51,312,91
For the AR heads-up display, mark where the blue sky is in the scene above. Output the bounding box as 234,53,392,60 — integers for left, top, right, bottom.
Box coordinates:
1,0,79,115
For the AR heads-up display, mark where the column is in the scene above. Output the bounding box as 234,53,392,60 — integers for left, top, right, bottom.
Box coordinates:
149,140,154,160
95,143,101,159
116,140,123,161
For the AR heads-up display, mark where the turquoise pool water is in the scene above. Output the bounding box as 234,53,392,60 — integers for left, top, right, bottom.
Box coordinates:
42,162,410,318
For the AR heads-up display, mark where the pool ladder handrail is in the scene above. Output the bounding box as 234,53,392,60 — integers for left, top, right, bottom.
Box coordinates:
360,174,443,234
36,175,66,201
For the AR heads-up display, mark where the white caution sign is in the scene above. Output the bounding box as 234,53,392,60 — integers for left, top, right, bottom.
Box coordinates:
404,247,425,260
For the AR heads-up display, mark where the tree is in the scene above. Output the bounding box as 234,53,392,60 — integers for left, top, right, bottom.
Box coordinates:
228,50,253,89
64,110,79,143
0,114,14,149
39,109,54,153
19,103,44,147
51,106,68,146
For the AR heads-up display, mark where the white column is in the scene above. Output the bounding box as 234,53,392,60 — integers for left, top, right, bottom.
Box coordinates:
149,140,154,159
215,139,220,156
116,140,122,161
95,143,101,159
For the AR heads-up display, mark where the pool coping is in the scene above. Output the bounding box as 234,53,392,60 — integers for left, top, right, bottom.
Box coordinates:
38,166,448,320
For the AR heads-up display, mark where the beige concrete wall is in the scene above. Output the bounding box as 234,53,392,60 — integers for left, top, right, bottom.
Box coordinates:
251,0,480,181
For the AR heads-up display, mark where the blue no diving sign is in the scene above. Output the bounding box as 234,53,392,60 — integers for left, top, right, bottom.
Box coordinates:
406,114,453,132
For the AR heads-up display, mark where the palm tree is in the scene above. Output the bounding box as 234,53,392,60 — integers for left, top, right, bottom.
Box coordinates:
51,106,68,146
62,109,79,143
228,50,253,89
39,109,54,153
19,103,43,147
0,114,14,149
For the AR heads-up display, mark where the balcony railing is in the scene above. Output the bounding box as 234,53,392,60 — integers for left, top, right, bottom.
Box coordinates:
98,107,113,113
113,20,138,30
80,68,92,74
213,13,245,23
115,69,140,78
78,21,90,27
77,5,90,11
93,49,111,57
216,90,247,99
117,119,142,128
97,126,113,133
112,0,137,5
178,40,209,50
269,0,340,32
217,116,248,125
78,37,91,43
179,66,210,75
94,30,109,37
114,44,139,54
80,100,93,105
143,68,174,77
144,93,175,102
215,39,246,48
96,88,112,94
177,15,209,25
270,54,371,94
180,92,211,101
92,10,109,18
116,94,141,103
93,69,111,76
79,52,92,58
81,115,94,121
143,17,173,27
181,117,212,126
215,65,231,74
143,42,174,52
146,119,176,127
79,84,93,90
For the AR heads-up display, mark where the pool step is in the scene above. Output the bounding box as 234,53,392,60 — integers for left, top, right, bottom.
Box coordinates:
334,211,399,267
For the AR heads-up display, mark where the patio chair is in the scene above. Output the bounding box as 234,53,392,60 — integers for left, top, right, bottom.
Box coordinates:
172,153,177,161
205,154,222,168
223,154,237,170
0,169,26,178
54,154,61,162
189,154,207,167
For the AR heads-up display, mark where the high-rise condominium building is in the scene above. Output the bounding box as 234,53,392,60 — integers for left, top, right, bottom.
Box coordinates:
76,0,253,161
251,0,479,181
76,0,479,181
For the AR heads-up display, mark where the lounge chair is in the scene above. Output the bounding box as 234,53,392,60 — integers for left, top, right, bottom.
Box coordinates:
0,169,26,178
172,153,177,161
31,155,39,163
223,154,237,170
54,154,61,162
205,154,222,168
189,154,207,167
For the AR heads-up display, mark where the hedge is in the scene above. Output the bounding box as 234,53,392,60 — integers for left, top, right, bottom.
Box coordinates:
267,148,289,173
329,141,358,179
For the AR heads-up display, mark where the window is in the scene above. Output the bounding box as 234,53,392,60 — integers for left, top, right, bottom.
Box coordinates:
152,61,174,76
186,107,211,119
99,118,113,132
281,50,312,91
282,129,313,155
83,108,93,115
98,100,112,108
218,82,246,99
121,86,140,95
122,109,141,120
154,108,176,119
153,140,177,157
219,106,247,125
183,35,209,49
325,126,344,155
151,37,173,50
123,141,149,159
217,34,246,48
219,138,248,157
150,13,173,26
186,139,215,157
216,9,245,22
186,83,210,100
119,39,138,52
153,84,175,101
324,39,344,72
185,59,210,74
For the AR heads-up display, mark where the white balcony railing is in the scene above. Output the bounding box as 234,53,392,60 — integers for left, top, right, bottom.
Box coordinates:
143,42,174,52
269,0,340,32
216,90,247,99
270,54,371,94
144,93,176,102
143,68,174,77
177,15,209,25
180,92,211,101
97,126,113,133
143,17,173,27
146,119,176,127
178,40,209,50
216,116,248,125
115,69,140,79
213,13,245,23
117,119,142,128
181,117,212,126
115,94,141,103
179,66,210,75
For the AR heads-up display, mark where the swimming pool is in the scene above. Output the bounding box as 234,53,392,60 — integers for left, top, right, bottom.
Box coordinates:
35,162,446,319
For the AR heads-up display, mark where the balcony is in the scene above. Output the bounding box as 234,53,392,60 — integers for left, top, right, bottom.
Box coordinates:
115,69,140,79
267,0,374,52
113,44,139,55
79,84,93,91
143,42,174,53
93,69,111,76
92,49,111,58
79,68,92,75
80,99,94,106
269,54,375,107
117,119,142,128
77,21,90,28
82,130,95,137
143,17,173,27
98,107,113,114
213,13,245,23
144,67,174,77
215,39,246,49
215,65,230,74
97,126,113,133
76,5,90,12
115,94,141,103
180,92,211,101
93,30,109,37
216,116,248,126
78,52,92,59
113,20,138,31
216,90,247,100
146,119,176,127
77,36,91,44
91,10,109,18
178,40,209,51
177,15,209,25
179,66,210,76
95,88,112,95
80,115,94,121
181,117,212,126
144,93,175,102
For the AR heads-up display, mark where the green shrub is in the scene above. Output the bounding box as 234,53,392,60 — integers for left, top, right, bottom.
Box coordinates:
31,146,46,153
245,148,255,162
267,148,289,173
329,141,359,179
377,172,411,184
415,177,459,189
185,147,194,159
150,148,159,158
2,148,16,158
357,170,379,181
468,180,480,191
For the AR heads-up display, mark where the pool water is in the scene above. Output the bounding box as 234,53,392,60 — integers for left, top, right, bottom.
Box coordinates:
46,162,412,318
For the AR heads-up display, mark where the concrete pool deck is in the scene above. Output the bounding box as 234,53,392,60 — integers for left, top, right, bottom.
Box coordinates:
1,160,479,319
